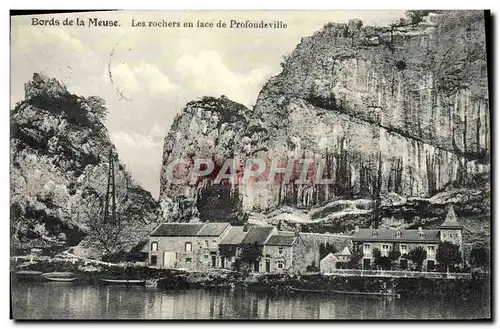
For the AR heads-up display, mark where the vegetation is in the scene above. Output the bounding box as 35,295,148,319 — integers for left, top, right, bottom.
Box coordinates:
319,242,337,260
436,242,462,271
469,246,489,269
408,247,427,271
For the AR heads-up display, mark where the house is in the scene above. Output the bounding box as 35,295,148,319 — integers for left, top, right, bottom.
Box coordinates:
218,226,248,270
319,253,340,273
351,206,463,271
195,223,231,269
334,246,351,268
239,225,277,272
262,229,306,274
148,223,205,269
352,226,441,270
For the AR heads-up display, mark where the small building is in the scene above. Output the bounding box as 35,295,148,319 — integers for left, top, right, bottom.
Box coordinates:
218,226,248,270
263,230,306,274
239,225,277,272
148,223,205,269
334,246,351,268
320,253,340,274
195,223,231,269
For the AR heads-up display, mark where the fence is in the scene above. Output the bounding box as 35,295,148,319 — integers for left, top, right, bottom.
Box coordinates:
324,268,472,279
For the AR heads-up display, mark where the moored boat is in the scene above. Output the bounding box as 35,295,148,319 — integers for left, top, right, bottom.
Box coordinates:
15,270,43,276
45,276,79,282
290,287,400,298
99,278,146,285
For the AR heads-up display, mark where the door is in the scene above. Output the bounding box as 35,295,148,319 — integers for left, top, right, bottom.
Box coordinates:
163,251,176,268
253,261,260,272
427,260,435,271
211,255,217,268
265,260,270,273
400,259,408,270
150,255,157,266
363,258,371,270
220,257,225,269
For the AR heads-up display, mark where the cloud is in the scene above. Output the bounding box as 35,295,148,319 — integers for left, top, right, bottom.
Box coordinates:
108,61,177,96
175,49,275,107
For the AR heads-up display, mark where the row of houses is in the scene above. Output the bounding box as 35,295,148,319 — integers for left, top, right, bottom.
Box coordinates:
147,206,464,274
148,222,307,274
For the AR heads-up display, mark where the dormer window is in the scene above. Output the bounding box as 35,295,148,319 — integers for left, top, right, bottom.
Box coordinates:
419,232,426,238
372,231,378,237
396,231,401,238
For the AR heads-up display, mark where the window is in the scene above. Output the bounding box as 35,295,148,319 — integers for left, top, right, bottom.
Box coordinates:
427,246,435,253
400,245,408,254
185,258,192,263
185,242,192,252
150,255,157,266
204,254,209,259
396,231,401,238
212,240,217,248
363,244,371,252
382,245,389,251
151,241,158,252
204,240,209,248
278,247,284,255
277,260,284,269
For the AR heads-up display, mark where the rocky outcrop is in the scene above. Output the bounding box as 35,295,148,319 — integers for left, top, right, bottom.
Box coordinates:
10,73,161,256
159,96,250,223
159,11,490,246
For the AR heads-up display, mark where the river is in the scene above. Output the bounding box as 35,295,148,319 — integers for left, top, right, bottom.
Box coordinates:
11,282,489,320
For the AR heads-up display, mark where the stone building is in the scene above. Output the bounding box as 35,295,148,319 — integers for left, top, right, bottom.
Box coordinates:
148,223,205,269
351,206,463,271
262,229,306,274
194,223,231,269
319,253,340,274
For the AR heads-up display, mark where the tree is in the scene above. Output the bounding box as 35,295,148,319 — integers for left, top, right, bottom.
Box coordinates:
436,242,462,271
347,246,363,269
388,248,401,269
373,249,392,270
408,246,427,271
470,246,488,269
239,242,263,263
319,242,337,260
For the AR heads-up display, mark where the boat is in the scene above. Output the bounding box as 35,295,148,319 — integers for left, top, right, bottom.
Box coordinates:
290,287,400,298
42,272,79,282
99,278,146,285
45,276,79,282
15,270,43,276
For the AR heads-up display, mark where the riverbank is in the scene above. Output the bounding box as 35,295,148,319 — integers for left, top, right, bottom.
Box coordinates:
12,256,489,300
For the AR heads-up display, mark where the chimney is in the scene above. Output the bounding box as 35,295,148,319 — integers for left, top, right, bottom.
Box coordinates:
295,224,301,237
355,226,359,233
418,226,423,233
243,222,249,232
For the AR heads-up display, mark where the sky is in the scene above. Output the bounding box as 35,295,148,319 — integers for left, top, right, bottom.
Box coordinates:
11,10,406,199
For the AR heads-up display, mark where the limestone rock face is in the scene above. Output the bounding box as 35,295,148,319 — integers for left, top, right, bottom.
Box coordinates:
159,96,250,223
11,73,161,255
159,12,490,242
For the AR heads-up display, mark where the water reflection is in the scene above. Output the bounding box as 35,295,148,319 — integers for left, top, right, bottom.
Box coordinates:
11,282,489,320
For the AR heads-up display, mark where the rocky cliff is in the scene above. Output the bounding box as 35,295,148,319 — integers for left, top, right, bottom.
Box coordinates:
159,11,490,245
11,73,161,257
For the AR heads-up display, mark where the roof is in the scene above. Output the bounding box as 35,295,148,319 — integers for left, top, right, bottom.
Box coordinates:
219,226,247,245
196,223,230,236
150,223,204,237
265,234,297,246
439,206,463,229
336,246,351,256
320,253,339,262
241,226,275,245
352,228,441,243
